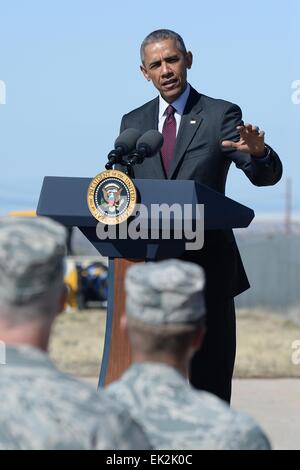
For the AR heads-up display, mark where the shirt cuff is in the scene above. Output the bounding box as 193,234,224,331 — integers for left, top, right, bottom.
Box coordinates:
251,145,272,163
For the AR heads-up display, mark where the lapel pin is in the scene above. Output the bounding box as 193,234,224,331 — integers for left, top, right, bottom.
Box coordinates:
190,119,197,124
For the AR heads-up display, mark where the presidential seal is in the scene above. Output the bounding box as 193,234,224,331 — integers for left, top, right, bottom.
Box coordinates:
87,170,137,224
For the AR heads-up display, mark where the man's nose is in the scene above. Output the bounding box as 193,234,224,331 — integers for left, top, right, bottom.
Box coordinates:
161,61,172,77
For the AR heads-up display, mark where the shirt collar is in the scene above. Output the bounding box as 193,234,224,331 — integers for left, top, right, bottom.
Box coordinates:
125,361,188,385
159,83,191,119
4,344,56,370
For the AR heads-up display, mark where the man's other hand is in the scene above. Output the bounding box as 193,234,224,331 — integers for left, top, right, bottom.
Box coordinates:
222,124,266,158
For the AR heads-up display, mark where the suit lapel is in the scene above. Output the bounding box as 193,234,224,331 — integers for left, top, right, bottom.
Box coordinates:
168,87,204,179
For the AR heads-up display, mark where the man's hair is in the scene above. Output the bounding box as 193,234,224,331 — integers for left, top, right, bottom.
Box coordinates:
0,274,64,326
140,29,187,64
127,317,204,359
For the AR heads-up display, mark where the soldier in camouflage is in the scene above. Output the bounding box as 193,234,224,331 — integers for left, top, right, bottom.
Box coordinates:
107,259,271,450
0,216,150,450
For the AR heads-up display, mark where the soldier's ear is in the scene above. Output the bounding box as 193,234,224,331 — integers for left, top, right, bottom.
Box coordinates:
120,313,128,332
57,284,68,316
191,325,206,354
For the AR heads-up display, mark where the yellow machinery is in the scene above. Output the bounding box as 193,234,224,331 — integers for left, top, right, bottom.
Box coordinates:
64,261,79,310
8,210,37,217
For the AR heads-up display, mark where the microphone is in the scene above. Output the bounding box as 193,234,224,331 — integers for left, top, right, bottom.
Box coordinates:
105,128,141,169
127,130,164,166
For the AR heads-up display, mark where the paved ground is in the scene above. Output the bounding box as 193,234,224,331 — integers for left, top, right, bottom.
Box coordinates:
83,377,300,450
232,379,300,450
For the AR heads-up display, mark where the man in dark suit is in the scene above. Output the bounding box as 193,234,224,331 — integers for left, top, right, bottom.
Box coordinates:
118,29,282,403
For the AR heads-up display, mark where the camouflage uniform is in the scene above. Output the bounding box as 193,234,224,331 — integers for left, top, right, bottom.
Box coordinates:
108,362,270,450
0,217,150,450
0,345,150,450
107,260,271,450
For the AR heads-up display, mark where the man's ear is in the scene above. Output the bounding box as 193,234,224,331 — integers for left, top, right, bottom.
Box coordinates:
185,51,193,70
140,64,151,81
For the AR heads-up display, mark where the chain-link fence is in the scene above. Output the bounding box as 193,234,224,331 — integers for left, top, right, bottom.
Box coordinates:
235,233,300,321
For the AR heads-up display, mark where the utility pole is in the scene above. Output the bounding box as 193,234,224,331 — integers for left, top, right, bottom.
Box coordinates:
284,177,292,235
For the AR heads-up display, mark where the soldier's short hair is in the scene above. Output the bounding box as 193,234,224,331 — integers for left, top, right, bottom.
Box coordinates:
127,316,202,358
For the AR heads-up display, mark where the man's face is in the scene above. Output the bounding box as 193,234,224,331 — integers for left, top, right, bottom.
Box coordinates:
140,38,193,103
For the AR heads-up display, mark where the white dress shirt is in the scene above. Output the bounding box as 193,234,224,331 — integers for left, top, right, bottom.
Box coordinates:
158,83,191,136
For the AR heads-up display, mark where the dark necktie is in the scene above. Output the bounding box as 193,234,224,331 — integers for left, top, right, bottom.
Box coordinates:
161,105,176,175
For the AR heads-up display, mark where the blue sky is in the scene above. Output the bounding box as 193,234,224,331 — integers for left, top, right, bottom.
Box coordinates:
0,0,299,216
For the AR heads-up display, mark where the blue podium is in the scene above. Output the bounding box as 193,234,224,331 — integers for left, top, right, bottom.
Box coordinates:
37,176,254,386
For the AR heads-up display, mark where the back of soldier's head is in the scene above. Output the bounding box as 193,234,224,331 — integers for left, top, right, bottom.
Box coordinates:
124,259,206,356
0,217,66,325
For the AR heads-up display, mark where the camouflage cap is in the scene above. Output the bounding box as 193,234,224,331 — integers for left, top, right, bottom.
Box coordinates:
0,217,67,305
125,259,205,325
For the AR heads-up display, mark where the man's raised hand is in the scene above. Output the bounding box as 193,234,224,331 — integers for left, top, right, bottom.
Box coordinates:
222,123,266,158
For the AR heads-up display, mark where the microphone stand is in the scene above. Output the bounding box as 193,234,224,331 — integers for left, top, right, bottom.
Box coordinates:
105,152,145,178
125,151,145,178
